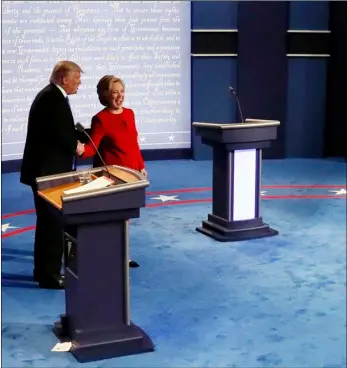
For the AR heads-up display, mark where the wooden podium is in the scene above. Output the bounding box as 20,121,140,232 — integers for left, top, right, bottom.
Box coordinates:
193,119,280,242
36,165,154,363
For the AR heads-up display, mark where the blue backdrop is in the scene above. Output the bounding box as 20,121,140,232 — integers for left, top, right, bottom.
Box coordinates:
191,1,330,160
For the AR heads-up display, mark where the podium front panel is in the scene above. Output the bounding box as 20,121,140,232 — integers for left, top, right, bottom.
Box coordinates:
232,149,257,221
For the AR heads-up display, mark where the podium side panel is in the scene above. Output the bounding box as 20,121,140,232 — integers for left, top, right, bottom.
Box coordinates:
212,147,233,220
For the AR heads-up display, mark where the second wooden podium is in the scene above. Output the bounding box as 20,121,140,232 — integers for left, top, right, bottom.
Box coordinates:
36,165,154,363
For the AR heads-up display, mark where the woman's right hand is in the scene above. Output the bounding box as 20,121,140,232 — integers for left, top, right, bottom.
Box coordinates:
76,140,85,156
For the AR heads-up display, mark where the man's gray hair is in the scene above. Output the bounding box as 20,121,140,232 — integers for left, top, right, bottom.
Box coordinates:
49,60,83,84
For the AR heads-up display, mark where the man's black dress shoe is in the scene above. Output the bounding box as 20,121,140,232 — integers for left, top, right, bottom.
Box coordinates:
129,260,140,268
38,275,65,289
33,271,64,281
34,271,65,289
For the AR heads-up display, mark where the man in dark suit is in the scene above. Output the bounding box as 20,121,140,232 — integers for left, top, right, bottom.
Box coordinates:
20,60,84,289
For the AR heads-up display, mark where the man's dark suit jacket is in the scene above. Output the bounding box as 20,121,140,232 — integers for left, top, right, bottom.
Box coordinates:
20,84,79,187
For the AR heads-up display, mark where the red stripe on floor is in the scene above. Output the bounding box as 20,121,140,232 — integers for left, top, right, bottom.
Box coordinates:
146,187,211,195
146,184,345,195
2,209,36,219
263,194,346,199
1,194,345,239
2,186,345,220
262,185,346,189
147,198,212,207
2,226,36,239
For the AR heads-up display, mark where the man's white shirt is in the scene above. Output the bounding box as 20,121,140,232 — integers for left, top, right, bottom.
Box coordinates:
55,84,67,98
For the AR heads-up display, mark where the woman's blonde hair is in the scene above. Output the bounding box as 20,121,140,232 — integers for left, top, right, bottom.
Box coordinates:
49,60,83,84
97,75,125,107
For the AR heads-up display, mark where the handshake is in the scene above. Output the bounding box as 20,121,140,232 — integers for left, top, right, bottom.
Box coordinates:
76,140,85,156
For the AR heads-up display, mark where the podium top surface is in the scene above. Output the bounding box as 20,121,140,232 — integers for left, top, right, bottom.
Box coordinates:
38,181,83,209
192,119,280,129
37,165,149,210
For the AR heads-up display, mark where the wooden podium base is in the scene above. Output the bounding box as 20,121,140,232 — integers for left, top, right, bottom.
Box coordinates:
196,216,278,242
53,316,154,363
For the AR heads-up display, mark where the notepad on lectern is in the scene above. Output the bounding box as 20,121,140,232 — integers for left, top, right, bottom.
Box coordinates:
63,177,114,195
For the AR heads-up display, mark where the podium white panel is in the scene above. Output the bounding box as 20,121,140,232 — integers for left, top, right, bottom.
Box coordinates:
232,149,257,221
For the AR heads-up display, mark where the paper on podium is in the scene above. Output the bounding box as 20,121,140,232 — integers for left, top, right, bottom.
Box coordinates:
64,176,114,195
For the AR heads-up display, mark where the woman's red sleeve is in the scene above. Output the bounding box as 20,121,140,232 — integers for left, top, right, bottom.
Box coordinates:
82,116,104,158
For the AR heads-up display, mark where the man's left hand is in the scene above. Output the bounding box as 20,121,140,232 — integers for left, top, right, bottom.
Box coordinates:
140,168,148,177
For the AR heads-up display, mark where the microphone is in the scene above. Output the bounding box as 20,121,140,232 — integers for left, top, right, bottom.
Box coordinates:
228,86,245,123
75,122,111,178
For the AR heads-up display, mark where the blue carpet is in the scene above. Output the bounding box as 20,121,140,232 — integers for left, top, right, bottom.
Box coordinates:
1,159,346,367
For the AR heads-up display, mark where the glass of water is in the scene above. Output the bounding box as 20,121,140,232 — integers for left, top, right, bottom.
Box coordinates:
77,169,92,184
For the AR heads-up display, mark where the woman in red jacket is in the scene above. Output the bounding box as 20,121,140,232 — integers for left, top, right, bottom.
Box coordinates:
81,75,147,177
81,75,147,268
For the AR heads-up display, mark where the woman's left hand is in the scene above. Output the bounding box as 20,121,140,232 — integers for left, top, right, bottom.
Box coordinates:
140,168,148,177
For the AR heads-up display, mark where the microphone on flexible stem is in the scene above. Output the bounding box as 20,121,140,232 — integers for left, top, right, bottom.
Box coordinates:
228,86,245,123
75,122,111,178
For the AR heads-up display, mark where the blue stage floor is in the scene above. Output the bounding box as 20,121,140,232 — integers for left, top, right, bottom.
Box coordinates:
1,158,346,367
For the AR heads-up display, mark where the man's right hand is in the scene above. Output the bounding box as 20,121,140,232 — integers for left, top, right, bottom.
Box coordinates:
76,140,85,156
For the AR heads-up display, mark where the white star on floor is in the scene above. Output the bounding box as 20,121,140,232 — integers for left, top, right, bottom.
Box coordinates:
151,195,180,202
2,223,18,233
261,191,266,196
168,135,175,142
140,137,146,143
329,188,346,195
